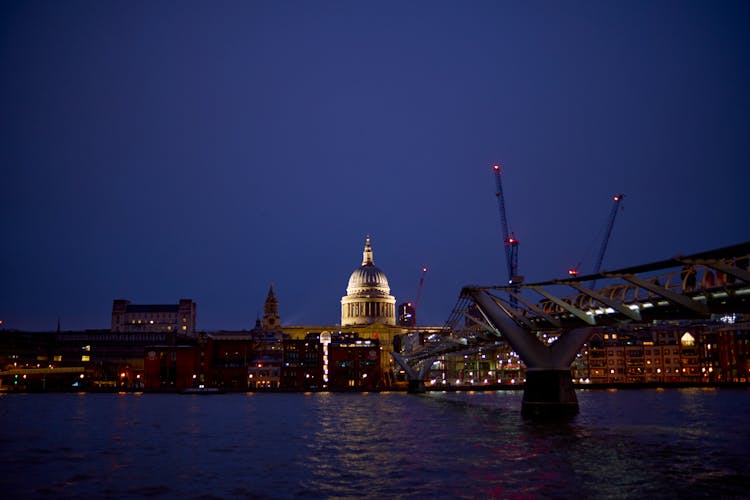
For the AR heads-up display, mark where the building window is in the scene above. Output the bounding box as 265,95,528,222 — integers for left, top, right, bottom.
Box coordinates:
681,332,696,347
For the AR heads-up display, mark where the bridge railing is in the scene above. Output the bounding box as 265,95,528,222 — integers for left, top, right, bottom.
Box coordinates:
536,256,748,317
396,242,750,376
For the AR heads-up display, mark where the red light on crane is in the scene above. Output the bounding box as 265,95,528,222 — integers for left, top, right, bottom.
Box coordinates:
568,268,579,276
493,164,500,171
613,195,620,201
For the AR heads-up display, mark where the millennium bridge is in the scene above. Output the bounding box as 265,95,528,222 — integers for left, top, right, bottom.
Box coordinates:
392,241,750,417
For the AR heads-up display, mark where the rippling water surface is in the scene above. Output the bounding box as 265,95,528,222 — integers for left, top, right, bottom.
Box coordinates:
1,388,748,498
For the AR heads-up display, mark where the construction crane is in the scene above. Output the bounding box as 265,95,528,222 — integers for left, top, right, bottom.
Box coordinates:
413,266,428,317
568,194,625,280
492,164,521,285
397,266,428,328
593,194,625,275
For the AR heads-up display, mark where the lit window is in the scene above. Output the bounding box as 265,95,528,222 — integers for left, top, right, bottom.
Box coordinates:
681,332,696,347
81,355,90,362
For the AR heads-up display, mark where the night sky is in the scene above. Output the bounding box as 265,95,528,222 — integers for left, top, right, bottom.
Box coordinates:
2,1,749,331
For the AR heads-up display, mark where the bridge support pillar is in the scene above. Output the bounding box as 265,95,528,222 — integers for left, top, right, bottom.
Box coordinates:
407,379,426,394
522,370,579,418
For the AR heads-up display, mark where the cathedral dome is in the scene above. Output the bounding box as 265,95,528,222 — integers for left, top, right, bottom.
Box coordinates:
341,235,396,326
347,264,391,296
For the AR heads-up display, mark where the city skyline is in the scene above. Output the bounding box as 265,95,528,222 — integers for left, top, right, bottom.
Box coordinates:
2,1,749,331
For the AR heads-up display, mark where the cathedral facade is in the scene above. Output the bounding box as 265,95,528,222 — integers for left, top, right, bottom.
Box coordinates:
341,235,397,326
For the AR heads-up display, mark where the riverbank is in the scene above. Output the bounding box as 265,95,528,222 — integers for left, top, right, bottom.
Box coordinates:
2,380,748,394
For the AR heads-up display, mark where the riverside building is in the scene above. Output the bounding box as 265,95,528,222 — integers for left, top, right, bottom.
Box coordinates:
6,236,745,392
111,299,196,334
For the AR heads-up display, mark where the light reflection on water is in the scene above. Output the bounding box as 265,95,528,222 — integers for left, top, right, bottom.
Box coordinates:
0,388,748,498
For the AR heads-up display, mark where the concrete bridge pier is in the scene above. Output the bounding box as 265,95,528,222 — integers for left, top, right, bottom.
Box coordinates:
465,287,592,419
392,352,433,394
522,369,579,418
407,379,426,393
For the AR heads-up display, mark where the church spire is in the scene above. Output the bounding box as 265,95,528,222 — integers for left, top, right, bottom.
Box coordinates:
362,234,374,266
262,284,281,332
266,284,277,303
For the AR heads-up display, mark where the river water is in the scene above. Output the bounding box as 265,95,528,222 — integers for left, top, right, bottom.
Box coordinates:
1,388,748,499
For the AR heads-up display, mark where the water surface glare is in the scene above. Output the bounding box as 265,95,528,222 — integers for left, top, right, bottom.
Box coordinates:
1,388,748,498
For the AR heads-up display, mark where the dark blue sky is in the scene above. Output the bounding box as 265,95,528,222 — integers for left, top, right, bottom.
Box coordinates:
2,1,749,331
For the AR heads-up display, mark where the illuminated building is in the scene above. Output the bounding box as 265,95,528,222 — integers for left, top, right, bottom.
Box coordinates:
397,302,416,327
716,320,750,382
424,345,525,388
327,334,381,389
246,329,285,390
111,299,196,334
280,332,381,390
341,235,396,326
574,325,709,385
281,335,323,390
